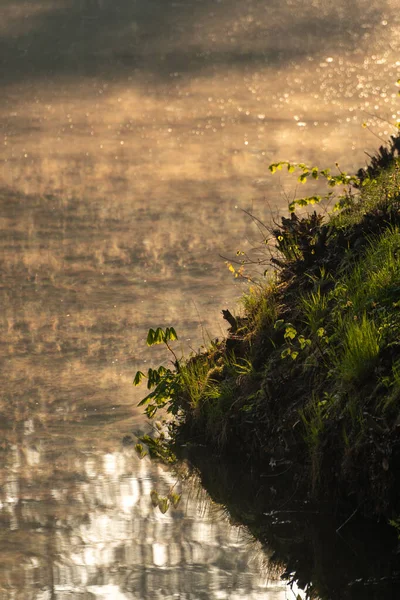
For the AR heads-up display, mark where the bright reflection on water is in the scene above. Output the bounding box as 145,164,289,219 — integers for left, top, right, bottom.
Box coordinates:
0,416,290,599
0,0,400,598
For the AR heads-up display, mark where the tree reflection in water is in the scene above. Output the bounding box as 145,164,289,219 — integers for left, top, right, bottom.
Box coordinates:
180,448,400,600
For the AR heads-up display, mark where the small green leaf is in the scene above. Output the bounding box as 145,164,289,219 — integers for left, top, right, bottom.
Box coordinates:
290,350,299,360
298,336,312,349
289,195,322,212
284,324,297,340
317,327,326,338
298,172,309,183
281,347,292,359
269,162,286,173
134,443,148,459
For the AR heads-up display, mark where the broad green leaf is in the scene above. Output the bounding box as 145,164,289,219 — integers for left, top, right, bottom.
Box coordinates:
138,395,150,406
297,198,309,207
147,368,155,389
169,492,181,508
281,347,291,359
133,371,145,386
150,490,159,507
290,351,299,360
145,404,157,418
155,327,165,343
146,328,156,346
158,496,170,514
167,327,178,341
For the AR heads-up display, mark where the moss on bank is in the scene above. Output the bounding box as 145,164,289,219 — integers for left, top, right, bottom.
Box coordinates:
136,140,400,521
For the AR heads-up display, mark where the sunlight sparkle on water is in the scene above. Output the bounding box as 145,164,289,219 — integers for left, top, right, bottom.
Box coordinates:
0,0,399,597
86,584,130,600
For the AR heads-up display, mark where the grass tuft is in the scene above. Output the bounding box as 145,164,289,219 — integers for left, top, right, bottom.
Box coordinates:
339,315,380,385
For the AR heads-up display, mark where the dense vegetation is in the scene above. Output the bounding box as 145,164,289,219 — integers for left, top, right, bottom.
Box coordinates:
134,136,400,523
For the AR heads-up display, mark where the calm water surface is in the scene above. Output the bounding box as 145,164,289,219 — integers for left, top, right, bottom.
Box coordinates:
1,0,400,598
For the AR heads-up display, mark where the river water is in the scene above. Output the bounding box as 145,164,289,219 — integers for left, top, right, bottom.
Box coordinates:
1,1,400,598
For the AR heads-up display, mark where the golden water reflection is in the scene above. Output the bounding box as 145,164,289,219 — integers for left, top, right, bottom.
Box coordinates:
0,410,289,599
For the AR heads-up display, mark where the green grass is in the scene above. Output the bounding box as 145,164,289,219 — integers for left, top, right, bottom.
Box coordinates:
300,395,327,491
136,153,400,519
338,314,380,385
179,354,215,410
300,286,329,336
336,227,400,312
241,280,280,336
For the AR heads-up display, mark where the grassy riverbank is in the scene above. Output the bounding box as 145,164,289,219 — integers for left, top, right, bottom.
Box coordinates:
136,137,400,521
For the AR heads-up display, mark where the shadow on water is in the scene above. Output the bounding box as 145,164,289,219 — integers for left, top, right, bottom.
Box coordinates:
180,447,400,600
0,0,387,85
